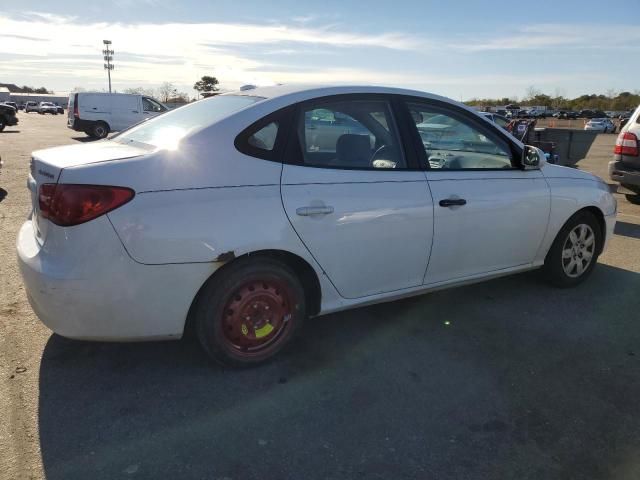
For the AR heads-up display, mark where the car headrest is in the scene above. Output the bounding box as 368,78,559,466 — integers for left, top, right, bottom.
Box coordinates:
336,134,371,167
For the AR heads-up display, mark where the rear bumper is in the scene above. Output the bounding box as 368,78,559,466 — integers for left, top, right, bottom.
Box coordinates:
4,116,18,126
17,217,215,341
609,160,640,188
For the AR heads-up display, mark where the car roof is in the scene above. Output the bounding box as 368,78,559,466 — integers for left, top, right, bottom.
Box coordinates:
221,84,458,106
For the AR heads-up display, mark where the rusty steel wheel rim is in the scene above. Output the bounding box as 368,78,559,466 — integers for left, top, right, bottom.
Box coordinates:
220,277,293,355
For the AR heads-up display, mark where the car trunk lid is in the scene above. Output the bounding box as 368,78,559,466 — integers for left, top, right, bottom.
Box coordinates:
28,141,149,244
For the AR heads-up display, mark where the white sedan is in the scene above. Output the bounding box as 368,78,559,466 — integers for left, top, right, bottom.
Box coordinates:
18,85,617,367
585,118,615,133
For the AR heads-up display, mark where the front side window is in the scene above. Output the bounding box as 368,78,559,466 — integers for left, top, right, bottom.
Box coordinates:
297,99,406,169
143,97,166,112
407,102,514,170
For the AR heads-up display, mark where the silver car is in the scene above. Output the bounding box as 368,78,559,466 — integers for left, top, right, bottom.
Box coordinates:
584,118,615,133
610,105,640,202
38,102,58,115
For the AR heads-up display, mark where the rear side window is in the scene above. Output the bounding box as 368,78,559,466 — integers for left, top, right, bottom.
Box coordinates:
248,122,278,151
234,106,293,161
295,99,406,169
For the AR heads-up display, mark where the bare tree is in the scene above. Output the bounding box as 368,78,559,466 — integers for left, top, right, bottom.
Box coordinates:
124,87,155,97
525,86,541,102
157,82,177,103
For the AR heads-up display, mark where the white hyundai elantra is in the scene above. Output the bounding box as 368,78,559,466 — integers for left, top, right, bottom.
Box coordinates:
17,85,617,366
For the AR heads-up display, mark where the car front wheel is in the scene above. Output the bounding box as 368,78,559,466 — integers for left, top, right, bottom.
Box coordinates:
543,210,602,287
195,257,306,367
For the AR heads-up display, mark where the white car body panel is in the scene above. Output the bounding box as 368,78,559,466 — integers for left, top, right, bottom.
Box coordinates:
16,85,617,341
281,165,434,298
423,169,550,284
17,217,215,340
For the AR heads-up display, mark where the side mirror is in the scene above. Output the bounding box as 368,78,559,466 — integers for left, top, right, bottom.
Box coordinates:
522,145,546,170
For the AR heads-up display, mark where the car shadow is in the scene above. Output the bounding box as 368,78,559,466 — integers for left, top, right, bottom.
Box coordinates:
0,188,7,202
1,130,21,133
38,265,640,479
614,221,640,240
71,136,97,143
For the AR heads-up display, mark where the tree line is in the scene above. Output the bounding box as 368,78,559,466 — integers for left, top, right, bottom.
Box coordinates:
0,83,52,94
466,87,639,112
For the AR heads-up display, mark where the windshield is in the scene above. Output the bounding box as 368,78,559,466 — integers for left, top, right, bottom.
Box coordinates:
114,95,263,149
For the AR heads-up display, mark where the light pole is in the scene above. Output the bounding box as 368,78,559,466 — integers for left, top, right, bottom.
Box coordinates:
102,40,114,93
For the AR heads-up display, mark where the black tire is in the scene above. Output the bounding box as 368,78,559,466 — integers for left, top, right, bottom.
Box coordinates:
0,118,5,132
543,210,602,288
195,257,306,367
91,122,109,139
625,194,640,205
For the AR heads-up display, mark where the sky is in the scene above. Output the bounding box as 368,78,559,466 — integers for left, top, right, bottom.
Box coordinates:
1,0,638,101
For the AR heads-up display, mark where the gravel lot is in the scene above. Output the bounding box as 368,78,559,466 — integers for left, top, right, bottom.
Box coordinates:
2,113,640,480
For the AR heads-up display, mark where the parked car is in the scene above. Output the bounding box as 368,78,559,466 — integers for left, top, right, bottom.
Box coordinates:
554,111,579,120
38,102,58,115
584,118,615,133
3,101,18,111
0,103,19,131
527,109,547,119
579,109,609,119
68,92,168,139
18,85,617,367
609,105,640,202
480,112,509,129
54,103,64,114
25,101,39,113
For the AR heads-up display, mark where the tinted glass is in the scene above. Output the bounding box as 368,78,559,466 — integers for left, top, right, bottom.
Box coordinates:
248,122,278,151
298,99,405,169
115,95,261,148
407,102,513,170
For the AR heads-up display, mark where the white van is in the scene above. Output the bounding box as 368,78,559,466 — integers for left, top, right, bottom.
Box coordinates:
67,92,168,138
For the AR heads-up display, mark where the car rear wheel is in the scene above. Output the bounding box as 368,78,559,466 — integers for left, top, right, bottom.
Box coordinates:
90,122,109,139
543,210,602,288
0,118,5,132
195,257,306,367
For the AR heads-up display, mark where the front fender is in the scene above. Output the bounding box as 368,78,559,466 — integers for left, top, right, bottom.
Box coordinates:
534,176,616,262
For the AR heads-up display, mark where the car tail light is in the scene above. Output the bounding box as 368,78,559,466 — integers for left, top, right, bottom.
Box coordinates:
73,93,79,118
39,184,134,226
614,132,639,156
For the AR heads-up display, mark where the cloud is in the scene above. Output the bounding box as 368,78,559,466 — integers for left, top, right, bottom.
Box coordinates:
0,12,426,93
0,13,631,99
457,23,640,51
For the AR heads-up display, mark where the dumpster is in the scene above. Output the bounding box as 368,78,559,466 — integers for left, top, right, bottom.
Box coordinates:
531,128,598,167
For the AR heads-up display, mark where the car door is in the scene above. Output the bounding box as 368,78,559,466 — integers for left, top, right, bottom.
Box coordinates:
402,99,551,285
110,95,141,131
280,94,435,299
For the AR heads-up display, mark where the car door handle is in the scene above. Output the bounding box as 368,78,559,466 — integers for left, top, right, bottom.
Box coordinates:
439,198,467,207
296,206,334,216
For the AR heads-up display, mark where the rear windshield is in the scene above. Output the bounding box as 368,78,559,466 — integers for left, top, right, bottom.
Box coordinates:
114,95,263,149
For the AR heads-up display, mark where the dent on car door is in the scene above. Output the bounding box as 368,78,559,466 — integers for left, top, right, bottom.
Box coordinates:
280,95,435,299
403,100,551,284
